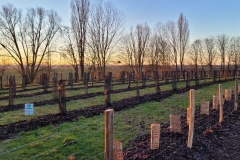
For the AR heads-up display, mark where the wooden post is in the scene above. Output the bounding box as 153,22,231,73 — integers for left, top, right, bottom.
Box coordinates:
85,72,89,94
68,72,73,88
132,71,135,82
6,75,8,86
98,72,101,82
43,74,48,92
91,72,94,87
195,72,199,86
165,71,169,83
52,76,58,100
8,76,14,105
172,71,177,90
186,71,190,88
204,70,206,83
104,72,112,106
218,71,221,82
136,79,140,98
187,89,195,148
234,79,238,111
142,72,146,88
83,72,89,94
0,76,2,89
22,75,26,91
155,71,161,93
58,80,66,115
224,70,227,80
219,84,223,123
13,76,16,97
121,71,125,84
104,109,114,160
128,71,131,89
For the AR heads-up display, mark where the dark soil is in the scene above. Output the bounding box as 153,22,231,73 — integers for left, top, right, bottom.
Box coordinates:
123,95,240,160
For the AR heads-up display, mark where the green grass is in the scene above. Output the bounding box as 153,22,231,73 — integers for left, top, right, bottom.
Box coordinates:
0,79,236,125
0,101,171,159
0,79,237,159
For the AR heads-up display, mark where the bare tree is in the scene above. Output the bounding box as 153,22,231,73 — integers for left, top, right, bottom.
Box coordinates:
135,23,150,74
228,37,240,72
216,34,229,71
119,27,135,71
0,4,61,83
189,39,202,72
164,21,178,71
42,44,57,79
88,0,124,77
120,24,150,77
59,26,79,82
178,13,189,72
203,37,217,73
147,34,160,72
71,0,89,80
155,23,171,71
147,22,170,72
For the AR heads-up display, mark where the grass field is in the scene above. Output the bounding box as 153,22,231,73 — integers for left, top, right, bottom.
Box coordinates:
0,75,237,159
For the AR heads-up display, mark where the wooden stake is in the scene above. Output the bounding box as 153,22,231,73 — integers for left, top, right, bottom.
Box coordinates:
8,76,14,105
104,109,114,160
219,84,223,123
0,76,2,89
52,76,58,100
58,80,66,115
187,89,195,148
234,79,238,111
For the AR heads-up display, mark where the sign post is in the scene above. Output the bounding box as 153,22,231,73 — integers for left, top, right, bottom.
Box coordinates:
25,103,34,116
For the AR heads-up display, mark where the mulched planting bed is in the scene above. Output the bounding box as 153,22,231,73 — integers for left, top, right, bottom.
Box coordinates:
123,95,240,159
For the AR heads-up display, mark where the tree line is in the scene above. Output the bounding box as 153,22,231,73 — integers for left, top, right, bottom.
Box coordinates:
0,0,239,84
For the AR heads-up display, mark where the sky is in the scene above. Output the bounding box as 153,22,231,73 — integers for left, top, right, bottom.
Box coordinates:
0,0,240,42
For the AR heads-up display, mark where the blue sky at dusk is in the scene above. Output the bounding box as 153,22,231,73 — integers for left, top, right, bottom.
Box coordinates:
1,0,240,42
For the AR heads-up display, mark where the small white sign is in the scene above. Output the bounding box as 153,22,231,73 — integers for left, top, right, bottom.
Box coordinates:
25,103,34,115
